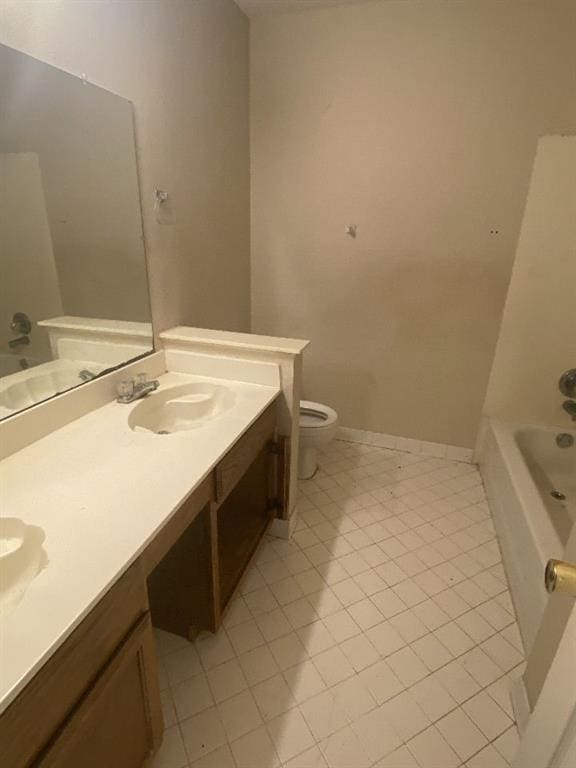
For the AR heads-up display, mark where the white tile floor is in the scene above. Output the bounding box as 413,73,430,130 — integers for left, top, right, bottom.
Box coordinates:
152,440,524,768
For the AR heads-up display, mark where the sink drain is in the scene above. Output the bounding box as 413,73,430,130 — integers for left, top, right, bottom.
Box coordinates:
550,490,567,501
156,430,171,435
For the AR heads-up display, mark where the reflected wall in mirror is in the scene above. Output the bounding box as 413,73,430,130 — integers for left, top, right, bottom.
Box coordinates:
0,44,153,419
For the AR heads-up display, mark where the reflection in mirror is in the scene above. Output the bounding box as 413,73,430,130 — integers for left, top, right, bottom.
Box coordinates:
0,44,153,419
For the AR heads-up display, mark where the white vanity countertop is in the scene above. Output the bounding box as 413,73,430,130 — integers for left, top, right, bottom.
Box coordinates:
0,370,280,714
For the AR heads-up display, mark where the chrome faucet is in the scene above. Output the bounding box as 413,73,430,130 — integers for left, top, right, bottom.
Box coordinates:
8,336,30,349
116,373,159,404
79,369,97,382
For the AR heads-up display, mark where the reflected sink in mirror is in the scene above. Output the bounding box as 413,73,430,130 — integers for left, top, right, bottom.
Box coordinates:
0,518,48,617
0,363,104,411
128,383,236,434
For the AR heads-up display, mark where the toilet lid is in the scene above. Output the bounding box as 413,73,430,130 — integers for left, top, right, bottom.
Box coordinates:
300,406,329,428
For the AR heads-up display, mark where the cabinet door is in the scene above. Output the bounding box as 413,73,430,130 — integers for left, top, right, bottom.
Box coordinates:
215,402,277,503
36,614,162,768
0,564,147,768
218,443,275,610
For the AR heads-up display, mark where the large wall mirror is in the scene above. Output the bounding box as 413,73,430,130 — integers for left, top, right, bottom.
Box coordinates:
0,44,153,420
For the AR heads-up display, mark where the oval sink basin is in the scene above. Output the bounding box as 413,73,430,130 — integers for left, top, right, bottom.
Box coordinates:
0,517,48,617
128,383,236,434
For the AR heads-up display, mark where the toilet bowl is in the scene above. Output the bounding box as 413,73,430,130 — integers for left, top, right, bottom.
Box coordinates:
298,400,339,480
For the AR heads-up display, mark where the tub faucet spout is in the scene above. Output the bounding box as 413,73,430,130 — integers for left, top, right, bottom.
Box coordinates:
8,335,29,349
562,400,576,420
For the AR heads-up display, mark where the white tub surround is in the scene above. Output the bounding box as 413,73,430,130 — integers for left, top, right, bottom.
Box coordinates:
160,326,310,527
0,367,281,715
476,419,572,652
38,315,153,366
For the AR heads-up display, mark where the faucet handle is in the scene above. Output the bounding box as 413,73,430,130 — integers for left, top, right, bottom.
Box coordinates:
11,312,32,335
559,368,576,399
117,379,134,399
136,372,149,386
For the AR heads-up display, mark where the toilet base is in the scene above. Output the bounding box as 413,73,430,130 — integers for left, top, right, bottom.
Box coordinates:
298,445,318,480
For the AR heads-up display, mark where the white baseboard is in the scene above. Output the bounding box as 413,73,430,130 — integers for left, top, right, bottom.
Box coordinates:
269,507,299,540
337,426,474,464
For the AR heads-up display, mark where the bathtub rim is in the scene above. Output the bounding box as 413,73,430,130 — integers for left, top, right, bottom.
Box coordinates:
478,418,566,566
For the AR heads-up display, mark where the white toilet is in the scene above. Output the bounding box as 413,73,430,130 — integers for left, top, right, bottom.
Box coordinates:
298,400,339,479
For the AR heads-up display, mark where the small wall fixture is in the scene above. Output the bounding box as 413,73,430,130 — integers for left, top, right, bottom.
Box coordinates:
154,189,169,205
345,225,357,238
154,189,172,225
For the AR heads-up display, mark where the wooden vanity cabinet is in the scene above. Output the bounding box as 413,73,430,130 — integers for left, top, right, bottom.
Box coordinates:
0,563,162,768
217,441,276,610
145,401,285,635
146,498,217,637
37,613,161,768
214,402,277,504
215,403,280,614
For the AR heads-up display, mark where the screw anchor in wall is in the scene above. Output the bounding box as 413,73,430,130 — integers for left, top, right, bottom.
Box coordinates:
154,189,173,225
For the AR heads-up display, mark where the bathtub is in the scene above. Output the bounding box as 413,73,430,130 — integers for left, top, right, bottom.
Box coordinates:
477,420,575,653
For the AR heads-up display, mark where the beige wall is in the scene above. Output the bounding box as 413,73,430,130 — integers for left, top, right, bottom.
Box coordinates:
0,0,251,335
250,0,576,447
483,135,576,428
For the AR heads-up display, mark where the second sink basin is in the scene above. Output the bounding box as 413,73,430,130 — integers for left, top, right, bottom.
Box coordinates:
0,517,48,617
128,382,236,434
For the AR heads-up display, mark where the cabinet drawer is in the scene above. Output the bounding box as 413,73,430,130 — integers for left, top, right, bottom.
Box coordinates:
215,401,277,503
0,562,148,768
36,613,162,768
